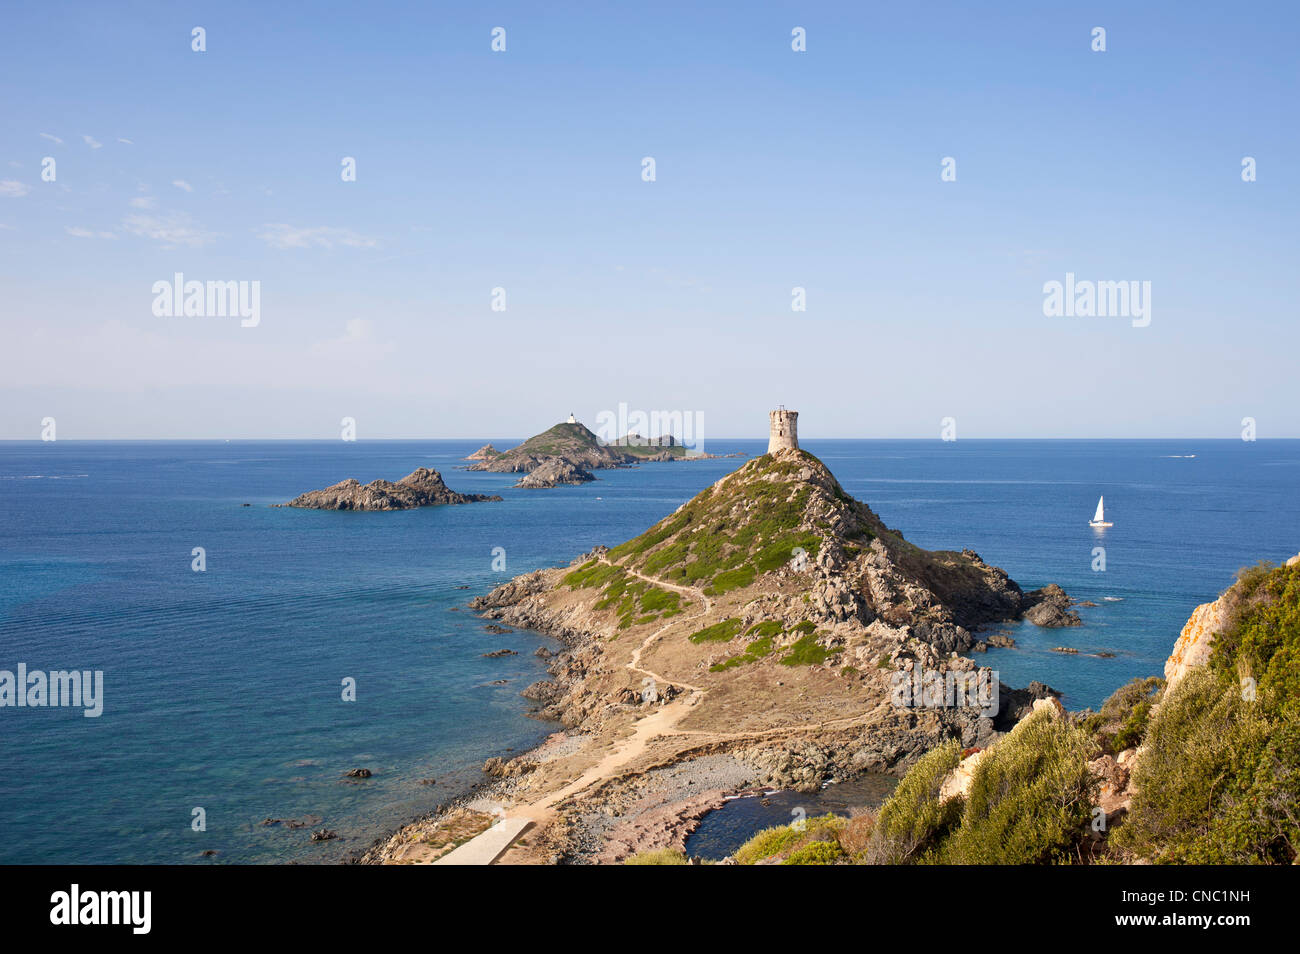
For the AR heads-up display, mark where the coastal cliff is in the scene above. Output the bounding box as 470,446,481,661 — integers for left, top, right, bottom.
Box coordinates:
281,467,502,510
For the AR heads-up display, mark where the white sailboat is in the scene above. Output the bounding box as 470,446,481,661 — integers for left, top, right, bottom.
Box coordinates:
1089,495,1112,528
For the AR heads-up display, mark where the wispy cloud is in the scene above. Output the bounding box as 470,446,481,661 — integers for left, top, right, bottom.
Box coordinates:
171,179,193,192
122,212,218,248
0,180,32,198
82,134,102,149
66,226,118,240
129,196,157,210
40,132,63,145
117,137,134,145
257,224,378,250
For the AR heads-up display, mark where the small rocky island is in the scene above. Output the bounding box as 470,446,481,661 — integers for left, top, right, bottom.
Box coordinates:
465,419,636,477
279,467,502,511
466,416,736,488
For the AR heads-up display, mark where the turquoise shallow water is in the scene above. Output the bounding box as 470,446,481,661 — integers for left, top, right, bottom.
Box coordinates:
1,438,1297,863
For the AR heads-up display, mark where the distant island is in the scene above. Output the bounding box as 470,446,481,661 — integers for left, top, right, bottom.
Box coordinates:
464,419,635,481
466,415,742,488
279,467,502,510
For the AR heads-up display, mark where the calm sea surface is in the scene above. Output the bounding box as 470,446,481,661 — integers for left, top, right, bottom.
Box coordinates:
2,439,1297,863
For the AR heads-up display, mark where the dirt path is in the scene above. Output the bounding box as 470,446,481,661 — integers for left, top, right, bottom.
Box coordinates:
601,556,711,694
436,559,716,861
427,558,873,863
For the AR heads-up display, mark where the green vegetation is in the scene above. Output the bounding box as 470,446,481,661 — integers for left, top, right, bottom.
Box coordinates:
935,710,1097,864
709,634,776,672
782,839,845,865
688,618,744,643
607,452,841,596
1113,560,1300,864
864,712,1097,865
706,566,756,595
561,560,682,630
854,560,1300,866
866,741,963,864
733,825,806,865
623,847,689,865
1080,676,1163,754
512,422,604,456
734,814,861,865
779,633,834,666
561,560,621,589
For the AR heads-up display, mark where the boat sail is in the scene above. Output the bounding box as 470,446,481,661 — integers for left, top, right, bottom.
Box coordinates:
1089,495,1113,528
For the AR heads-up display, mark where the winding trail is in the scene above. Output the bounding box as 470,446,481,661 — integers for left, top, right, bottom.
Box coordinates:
604,556,711,694
434,557,871,864
435,557,715,863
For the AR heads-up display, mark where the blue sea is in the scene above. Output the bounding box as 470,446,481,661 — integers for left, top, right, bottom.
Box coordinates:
2,439,1298,864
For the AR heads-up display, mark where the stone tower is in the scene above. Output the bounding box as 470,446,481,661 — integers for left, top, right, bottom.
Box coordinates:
768,408,799,453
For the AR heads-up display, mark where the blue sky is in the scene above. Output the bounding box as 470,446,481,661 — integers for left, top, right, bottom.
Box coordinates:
1,1,1296,439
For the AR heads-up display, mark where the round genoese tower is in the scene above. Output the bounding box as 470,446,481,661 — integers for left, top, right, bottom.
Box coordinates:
768,408,799,454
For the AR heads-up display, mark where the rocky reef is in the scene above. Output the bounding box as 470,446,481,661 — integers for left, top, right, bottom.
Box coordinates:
280,467,502,510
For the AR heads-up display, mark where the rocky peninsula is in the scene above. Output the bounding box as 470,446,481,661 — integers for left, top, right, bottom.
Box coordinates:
362,420,1090,864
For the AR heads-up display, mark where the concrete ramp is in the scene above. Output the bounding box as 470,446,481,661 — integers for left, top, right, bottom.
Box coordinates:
432,817,532,865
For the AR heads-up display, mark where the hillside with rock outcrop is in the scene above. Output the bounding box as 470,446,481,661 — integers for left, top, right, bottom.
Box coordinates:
468,448,1077,800
280,467,502,510
709,551,1300,866
514,457,595,488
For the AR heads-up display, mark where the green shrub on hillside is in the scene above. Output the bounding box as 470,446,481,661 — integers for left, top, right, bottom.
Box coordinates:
688,618,744,643
782,839,844,865
1114,560,1300,864
1080,676,1164,755
779,633,834,667
734,814,848,865
865,741,963,864
624,847,689,865
936,710,1097,864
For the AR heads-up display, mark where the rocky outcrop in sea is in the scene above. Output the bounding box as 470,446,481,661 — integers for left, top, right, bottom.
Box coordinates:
280,467,502,510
